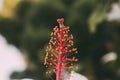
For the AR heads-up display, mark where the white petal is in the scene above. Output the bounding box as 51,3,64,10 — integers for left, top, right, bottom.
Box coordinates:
0,34,26,80
70,71,88,80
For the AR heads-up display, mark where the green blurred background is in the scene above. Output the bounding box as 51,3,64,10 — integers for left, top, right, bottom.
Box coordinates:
0,0,120,80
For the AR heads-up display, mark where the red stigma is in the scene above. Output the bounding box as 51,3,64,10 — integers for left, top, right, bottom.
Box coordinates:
57,18,64,25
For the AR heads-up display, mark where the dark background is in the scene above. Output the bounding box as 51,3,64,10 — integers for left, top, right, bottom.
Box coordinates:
0,0,120,80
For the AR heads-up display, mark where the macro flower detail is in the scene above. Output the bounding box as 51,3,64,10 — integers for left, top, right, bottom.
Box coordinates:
44,18,78,80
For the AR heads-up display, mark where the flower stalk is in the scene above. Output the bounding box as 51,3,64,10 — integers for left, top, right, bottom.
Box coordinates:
44,18,78,80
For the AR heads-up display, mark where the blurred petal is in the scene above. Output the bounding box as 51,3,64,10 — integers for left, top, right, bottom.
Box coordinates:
61,70,88,80
70,71,88,80
101,51,117,64
0,34,26,80
107,3,120,21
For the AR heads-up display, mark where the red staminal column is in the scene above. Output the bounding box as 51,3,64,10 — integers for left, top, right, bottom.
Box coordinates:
44,18,78,80
56,18,64,80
